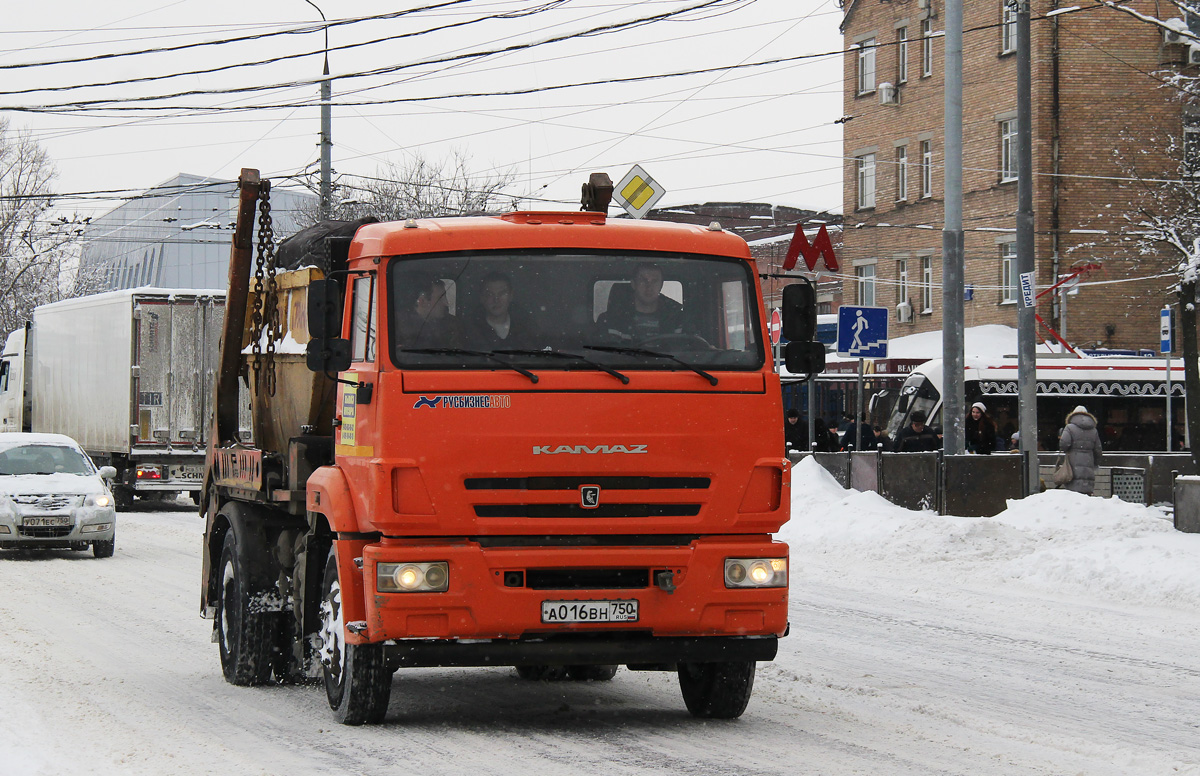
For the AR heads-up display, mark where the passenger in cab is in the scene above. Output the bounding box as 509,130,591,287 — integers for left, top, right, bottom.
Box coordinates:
397,276,460,349
465,272,536,350
599,264,684,343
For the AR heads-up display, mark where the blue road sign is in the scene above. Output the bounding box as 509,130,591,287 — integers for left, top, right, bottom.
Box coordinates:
1162,306,1173,354
837,306,889,358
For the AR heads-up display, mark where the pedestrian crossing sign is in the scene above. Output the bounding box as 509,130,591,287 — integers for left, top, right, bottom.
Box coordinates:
836,306,889,358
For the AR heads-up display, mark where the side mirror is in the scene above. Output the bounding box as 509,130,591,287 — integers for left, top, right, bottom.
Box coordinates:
307,279,343,340
784,340,825,375
306,338,352,374
781,281,817,342
98,466,117,480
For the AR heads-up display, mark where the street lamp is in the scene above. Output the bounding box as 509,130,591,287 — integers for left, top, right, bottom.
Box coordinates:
305,0,333,220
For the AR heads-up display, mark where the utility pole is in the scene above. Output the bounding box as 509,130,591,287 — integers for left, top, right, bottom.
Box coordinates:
942,0,965,455
1016,0,1038,493
1181,239,1200,470
307,1,333,220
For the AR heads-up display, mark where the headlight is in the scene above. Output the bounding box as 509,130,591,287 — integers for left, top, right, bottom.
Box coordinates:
377,561,449,593
724,558,787,588
85,494,113,508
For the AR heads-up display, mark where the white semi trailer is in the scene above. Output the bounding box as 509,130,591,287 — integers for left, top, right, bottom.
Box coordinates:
0,289,232,506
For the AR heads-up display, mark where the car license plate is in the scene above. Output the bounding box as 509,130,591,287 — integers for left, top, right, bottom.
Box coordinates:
170,464,204,482
541,600,638,624
23,516,70,527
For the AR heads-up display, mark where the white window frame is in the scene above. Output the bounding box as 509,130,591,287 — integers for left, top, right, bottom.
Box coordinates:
897,27,909,83
897,258,909,305
920,140,932,198
1000,119,1018,182
858,38,877,95
921,256,934,313
896,145,908,202
921,20,934,77
856,264,877,307
1001,1,1017,54
1000,243,1018,304
857,153,877,210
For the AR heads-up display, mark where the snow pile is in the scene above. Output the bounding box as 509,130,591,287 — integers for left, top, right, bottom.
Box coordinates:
783,456,1200,609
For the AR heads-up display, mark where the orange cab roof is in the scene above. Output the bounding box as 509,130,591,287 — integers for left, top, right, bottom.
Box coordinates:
349,212,751,261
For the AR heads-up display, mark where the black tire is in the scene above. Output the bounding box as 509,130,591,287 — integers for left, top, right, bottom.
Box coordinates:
215,530,274,686
319,547,391,724
515,665,567,681
677,661,756,719
566,664,618,681
92,538,115,558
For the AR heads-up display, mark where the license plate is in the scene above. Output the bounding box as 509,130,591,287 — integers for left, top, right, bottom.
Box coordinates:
170,464,204,482
541,599,638,624
23,516,70,527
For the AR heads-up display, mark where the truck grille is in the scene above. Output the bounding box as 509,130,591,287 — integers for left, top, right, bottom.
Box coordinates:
525,568,650,590
465,476,709,490
474,504,700,518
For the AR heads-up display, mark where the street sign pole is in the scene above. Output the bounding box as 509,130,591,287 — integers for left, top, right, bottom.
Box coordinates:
837,306,889,450
857,358,864,450
1163,306,1173,450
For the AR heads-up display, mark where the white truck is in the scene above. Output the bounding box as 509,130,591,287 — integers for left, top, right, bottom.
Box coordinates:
0,288,231,506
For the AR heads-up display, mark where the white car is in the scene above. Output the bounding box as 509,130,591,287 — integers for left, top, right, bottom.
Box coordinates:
0,433,118,558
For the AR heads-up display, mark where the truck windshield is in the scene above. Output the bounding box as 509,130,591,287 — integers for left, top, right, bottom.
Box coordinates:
387,251,764,371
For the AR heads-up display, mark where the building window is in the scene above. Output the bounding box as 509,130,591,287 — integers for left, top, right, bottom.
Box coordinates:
920,140,932,198
858,38,877,95
921,256,934,312
1000,243,1018,303
896,145,908,202
1185,116,1200,177
1001,0,1017,54
897,258,909,305
897,27,909,83
856,264,876,307
1000,119,1018,182
921,20,934,77
857,153,876,209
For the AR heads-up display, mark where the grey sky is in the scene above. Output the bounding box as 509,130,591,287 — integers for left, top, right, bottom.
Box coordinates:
1,0,845,218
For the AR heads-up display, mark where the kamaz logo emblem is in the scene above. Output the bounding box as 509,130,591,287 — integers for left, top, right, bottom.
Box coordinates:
532,444,648,455
580,485,600,509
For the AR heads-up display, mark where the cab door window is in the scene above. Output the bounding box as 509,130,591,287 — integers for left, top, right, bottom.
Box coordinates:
349,275,376,362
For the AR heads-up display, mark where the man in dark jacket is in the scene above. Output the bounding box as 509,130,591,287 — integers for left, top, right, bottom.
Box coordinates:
895,410,940,452
840,412,876,451
784,409,808,452
465,272,537,350
599,264,684,343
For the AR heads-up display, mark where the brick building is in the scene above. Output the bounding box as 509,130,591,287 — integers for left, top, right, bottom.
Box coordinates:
840,0,1190,350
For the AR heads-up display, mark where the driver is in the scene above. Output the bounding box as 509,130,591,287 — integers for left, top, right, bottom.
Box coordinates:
599,263,685,343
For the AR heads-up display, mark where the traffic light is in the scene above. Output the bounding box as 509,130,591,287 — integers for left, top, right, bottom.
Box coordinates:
781,280,824,375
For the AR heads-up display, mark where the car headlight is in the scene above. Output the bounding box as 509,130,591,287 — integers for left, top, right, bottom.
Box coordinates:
81,522,113,534
85,494,113,508
724,558,787,588
377,561,449,593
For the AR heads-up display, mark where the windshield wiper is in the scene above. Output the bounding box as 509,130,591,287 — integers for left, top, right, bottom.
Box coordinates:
494,349,629,385
582,345,718,386
399,348,539,383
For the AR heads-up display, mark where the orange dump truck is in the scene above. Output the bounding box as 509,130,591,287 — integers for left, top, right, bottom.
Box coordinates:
201,169,813,724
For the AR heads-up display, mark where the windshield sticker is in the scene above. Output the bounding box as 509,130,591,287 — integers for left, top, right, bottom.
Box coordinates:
413,395,512,409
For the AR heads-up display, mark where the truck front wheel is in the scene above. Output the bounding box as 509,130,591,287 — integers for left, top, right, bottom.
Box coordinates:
215,530,274,686
677,660,756,719
318,548,391,725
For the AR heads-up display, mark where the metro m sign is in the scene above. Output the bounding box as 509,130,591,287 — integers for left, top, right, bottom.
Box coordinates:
782,223,839,273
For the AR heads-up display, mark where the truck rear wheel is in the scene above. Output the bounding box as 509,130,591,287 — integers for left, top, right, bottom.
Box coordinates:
319,548,391,725
677,660,756,719
215,530,274,686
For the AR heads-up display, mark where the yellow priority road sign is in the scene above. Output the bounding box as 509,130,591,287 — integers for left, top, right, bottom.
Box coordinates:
613,164,666,219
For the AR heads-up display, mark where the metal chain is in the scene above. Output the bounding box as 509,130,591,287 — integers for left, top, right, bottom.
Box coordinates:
258,181,279,396
249,186,267,391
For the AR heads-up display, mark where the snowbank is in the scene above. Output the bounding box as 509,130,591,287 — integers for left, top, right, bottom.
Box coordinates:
784,456,1200,610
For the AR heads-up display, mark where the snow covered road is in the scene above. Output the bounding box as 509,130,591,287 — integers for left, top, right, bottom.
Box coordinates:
2,464,1199,775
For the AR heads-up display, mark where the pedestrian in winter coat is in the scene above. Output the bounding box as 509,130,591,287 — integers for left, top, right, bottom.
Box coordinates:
895,410,941,452
1058,405,1103,494
965,401,997,455
784,409,808,452
811,418,840,452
